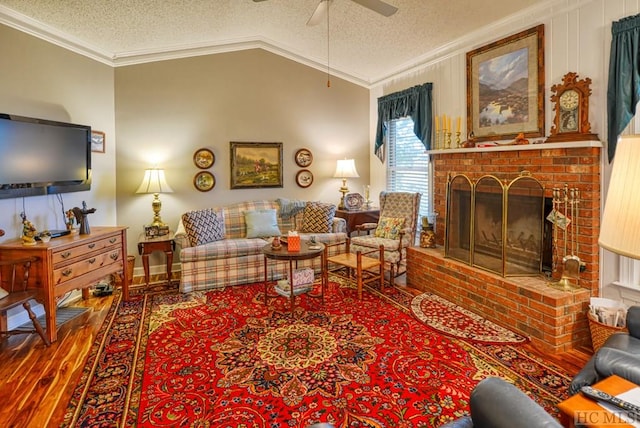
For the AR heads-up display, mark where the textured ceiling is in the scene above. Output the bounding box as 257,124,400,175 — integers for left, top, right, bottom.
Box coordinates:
0,0,548,86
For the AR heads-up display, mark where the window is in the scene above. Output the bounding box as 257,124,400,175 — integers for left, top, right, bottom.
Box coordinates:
386,117,433,233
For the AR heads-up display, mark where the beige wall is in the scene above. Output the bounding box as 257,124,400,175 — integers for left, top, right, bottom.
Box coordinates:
115,49,369,266
0,24,116,241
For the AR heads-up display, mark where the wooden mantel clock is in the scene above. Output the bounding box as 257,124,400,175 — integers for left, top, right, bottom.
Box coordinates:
546,72,599,142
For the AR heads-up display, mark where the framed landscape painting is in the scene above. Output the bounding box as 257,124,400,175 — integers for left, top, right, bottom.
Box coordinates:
466,24,545,142
230,142,283,189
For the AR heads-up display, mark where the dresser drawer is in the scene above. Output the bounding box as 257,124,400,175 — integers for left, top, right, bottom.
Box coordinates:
53,248,122,285
52,235,122,265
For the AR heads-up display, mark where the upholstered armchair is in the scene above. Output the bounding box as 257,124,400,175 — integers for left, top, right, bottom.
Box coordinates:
570,306,640,395
440,377,562,428
350,191,421,285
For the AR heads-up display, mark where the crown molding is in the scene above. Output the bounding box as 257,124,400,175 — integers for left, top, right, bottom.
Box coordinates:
0,4,369,87
368,0,595,87
0,0,595,89
0,5,113,65
111,36,371,88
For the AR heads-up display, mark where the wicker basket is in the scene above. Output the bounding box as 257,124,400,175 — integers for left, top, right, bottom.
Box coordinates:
587,311,627,352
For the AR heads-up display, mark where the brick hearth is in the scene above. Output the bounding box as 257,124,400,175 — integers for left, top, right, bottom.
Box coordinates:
407,142,602,352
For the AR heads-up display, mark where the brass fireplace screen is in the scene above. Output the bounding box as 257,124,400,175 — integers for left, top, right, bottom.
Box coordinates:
445,172,544,277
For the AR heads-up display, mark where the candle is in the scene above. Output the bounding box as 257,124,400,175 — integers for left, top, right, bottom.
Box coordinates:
456,117,461,133
443,114,447,132
435,115,439,132
447,117,451,133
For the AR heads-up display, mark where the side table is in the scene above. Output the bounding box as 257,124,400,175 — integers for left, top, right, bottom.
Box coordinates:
137,232,175,286
335,208,380,236
262,242,326,312
558,375,637,427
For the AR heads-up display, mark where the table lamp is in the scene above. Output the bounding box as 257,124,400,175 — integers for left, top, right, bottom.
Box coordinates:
599,135,640,260
333,158,359,210
136,167,173,228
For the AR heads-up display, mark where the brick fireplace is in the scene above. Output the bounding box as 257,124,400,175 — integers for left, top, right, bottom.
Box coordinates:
407,142,602,352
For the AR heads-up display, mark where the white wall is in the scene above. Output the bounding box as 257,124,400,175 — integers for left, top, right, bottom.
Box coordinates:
369,0,640,296
0,24,116,326
0,24,117,240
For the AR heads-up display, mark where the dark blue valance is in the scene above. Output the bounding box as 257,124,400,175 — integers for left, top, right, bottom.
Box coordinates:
374,83,432,162
608,13,640,162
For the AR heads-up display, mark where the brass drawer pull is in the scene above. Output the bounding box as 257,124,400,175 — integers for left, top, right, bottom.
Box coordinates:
88,243,96,249
109,238,117,244
62,269,73,277
61,251,72,259
88,258,96,264
110,252,119,260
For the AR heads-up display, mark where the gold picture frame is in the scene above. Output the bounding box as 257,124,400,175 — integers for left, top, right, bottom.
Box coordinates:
230,142,283,189
466,24,545,142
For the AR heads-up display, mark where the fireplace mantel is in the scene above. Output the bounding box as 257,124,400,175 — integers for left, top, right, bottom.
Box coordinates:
426,140,602,155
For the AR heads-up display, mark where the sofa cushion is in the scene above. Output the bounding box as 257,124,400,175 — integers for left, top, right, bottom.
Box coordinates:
180,238,268,262
245,209,282,238
181,208,225,246
374,217,405,240
301,202,336,233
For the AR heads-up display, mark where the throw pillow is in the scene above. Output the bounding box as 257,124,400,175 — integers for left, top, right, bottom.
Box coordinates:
245,209,281,238
374,217,406,240
182,209,225,246
301,202,336,233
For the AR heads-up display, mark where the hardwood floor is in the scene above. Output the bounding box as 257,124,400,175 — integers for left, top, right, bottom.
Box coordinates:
0,274,591,427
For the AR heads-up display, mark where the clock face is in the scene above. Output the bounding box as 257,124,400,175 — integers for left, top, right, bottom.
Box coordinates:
559,90,579,111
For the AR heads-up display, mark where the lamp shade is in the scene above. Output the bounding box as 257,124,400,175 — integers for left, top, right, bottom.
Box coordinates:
333,159,360,178
599,135,640,259
135,168,173,194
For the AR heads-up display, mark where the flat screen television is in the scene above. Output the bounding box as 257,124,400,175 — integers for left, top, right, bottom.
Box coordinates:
0,113,91,199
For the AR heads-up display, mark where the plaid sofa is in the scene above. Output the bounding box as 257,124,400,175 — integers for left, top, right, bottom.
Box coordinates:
176,200,347,292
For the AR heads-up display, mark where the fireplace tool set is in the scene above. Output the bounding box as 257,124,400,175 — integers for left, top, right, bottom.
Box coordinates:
550,184,584,290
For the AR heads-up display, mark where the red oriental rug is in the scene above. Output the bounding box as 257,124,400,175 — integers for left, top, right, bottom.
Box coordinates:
63,278,571,427
410,292,529,344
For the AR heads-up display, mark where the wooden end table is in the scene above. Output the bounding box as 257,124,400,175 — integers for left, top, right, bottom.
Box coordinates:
137,232,175,286
262,241,326,312
335,209,380,236
558,375,638,427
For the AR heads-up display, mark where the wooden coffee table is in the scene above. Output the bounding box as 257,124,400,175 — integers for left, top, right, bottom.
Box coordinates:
558,375,638,427
262,242,326,312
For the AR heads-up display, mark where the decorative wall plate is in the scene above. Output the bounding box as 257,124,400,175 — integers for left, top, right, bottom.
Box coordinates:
193,148,215,169
295,148,313,167
345,193,365,211
295,169,313,188
194,171,215,191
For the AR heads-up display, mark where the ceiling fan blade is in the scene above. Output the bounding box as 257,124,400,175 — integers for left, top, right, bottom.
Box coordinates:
350,0,398,17
307,0,330,26
252,0,269,2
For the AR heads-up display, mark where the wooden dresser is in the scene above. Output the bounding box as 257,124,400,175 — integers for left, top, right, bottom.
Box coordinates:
0,226,128,343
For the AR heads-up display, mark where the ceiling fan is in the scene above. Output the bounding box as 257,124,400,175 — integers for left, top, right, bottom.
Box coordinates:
253,0,398,26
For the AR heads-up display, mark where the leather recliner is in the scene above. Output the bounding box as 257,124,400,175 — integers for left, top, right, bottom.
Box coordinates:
570,306,640,395
440,377,562,428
